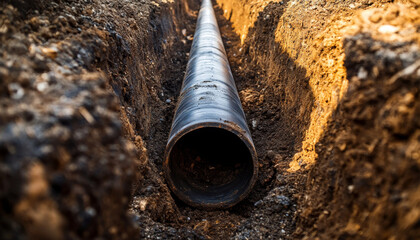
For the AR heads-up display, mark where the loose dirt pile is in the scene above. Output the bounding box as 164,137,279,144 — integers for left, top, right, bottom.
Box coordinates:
1,0,419,239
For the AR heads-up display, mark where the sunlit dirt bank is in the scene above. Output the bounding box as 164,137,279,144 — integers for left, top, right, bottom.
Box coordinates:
217,0,420,239
1,0,420,239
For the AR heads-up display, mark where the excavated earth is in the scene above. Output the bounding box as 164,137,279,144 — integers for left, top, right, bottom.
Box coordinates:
0,0,419,239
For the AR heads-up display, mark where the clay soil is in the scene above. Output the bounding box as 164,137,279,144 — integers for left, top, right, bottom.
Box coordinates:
1,0,420,239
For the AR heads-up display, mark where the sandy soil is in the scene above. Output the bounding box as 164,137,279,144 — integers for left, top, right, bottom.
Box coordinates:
1,0,419,239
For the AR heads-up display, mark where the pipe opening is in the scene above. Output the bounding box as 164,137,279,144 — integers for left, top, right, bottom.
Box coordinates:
167,127,255,207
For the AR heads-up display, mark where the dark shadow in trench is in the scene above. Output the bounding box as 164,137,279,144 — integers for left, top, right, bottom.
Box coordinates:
144,0,200,170
213,0,315,214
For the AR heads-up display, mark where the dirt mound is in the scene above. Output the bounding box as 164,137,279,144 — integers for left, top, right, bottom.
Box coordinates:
0,1,144,238
216,0,420,239
0,0,196,238
297,4,420,239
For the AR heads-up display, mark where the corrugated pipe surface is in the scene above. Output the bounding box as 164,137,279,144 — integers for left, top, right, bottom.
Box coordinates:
163,0,258,209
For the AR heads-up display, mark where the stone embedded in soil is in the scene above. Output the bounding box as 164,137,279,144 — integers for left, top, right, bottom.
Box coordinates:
254,187,291,211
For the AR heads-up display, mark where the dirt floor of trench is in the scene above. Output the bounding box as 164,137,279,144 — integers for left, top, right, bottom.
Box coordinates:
1,0,420,239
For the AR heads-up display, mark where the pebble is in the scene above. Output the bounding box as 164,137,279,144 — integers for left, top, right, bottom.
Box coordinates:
86,207,97,216
276,195,290,206
139,199,147,211
41,46,59,59
66,14,77,27
369,13,382,23
0,25,8,34
8,83,24,100
252,119,257,129
36,82,49,92
166,99,171,103
358,67,368,80
254,200,263,207
144,185,153,192
267,150,275,159
378,25,399,34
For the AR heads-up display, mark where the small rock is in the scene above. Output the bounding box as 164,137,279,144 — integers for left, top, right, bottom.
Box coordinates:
0,25,8,34
86,207,96,216
357,67,368,80
254,200,263,207
275,195,290,206
8,83,24,100
251,119,257,129
165,99,171,103
144,185,153,192
66,14,77,27
36,82,49,92
139,199,147,211
267,150,275,159
41,46,59,59
378,25,399,34
369,12,382,23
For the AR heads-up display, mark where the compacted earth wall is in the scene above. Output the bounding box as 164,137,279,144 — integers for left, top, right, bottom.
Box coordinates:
1,0,198,239
216,0,420,239
1,0,419,239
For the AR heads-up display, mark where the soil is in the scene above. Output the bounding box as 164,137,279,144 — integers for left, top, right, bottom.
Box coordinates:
1,0,420,239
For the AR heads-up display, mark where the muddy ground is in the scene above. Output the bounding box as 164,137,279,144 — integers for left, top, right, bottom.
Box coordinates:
1,0,419,239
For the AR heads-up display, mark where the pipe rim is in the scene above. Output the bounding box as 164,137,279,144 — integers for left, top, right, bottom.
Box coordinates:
163,121,258,209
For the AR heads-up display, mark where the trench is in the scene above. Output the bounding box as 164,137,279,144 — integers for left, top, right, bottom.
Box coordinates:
2,0,419,239
127,0,420,239
128,0,303,239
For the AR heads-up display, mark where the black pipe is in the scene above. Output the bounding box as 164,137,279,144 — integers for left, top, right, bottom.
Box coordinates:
163,0,258,209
